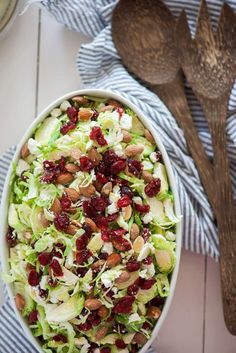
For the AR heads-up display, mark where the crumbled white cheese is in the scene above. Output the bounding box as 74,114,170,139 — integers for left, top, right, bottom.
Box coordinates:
101,269,121,288
139,269,148,279
120,113,133,130
107,202,118,215
142,263,155,277
16,159,30,176
133,196,142,205
113,143,125,157
102,242,113,255
27,138,41,156
117,214,129,231
39,275,48,290
150,152,158,163
142,211,153,224
129,313,141,323
33,165,43,176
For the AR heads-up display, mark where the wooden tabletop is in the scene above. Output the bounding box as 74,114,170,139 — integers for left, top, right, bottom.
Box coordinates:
0,6,235,353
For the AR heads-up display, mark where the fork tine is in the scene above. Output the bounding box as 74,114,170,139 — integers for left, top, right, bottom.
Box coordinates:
175,10,192,52
217,3,236,50
195,0,214,44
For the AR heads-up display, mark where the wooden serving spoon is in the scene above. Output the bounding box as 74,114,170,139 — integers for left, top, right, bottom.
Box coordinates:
112,0,218,216
176,0,236,334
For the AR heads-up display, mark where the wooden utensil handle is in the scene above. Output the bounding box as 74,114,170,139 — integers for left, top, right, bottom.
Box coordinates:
199,94,236,335
150,72,218,216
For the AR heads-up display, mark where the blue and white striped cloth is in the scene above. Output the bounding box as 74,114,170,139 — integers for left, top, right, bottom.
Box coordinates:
1,0,236,352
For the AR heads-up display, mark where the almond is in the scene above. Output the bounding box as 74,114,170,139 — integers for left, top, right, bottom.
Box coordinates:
15,293,25,310
101,182,112,196
64,188,80,202
106,253,122,268
122,130,132,143
65,163,80,173
66,208,77,214
85,218,98,232
26,263,35,273
107,99,121,108
23,231,32,240
130,224,140,241
70,148,82,160
95,325,108,341
125,144,144,157
79,184,96,197
56,173,74,185
115,270,131,284
72,96,89,105
85,298,102,310
50,197,62,214
133,333,148,346
100,105,114,112
142,171,154,183
87,148,101,166
112,239,127,252
147,306,161,319
94,180,103,192
66,224,79,235
91,259,106,270
122,205,132,221
133,236,145,253
78,108,94,121
144,129,155,144
98,305,109,318
38,212,49,228
21,143,30,159
71,220,82,228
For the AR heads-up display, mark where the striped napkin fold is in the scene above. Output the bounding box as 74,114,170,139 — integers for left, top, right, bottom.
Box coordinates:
1,0,236,352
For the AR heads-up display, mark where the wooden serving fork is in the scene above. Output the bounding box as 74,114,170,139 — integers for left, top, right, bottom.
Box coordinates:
176,0,236,335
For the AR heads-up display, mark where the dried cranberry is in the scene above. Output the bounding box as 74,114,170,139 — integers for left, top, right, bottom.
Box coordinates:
77,322,92,331
144,178,161,197
143,256,153,265
101,228,111,242
111,228,126,238
39,289,48,298
116,107,124,117
58,156,66,172
28,270,40,287
150,296,165,306
48,277,58,287
90,196,107,212
90,127,107,146
96,216,109,229
142,228,151,242
115,339,126,349
88,342,99,353
143,321,151,330
54,212,70,231
140,278,156,290
106,213,119,222
41,171,56,183
113,176,128,186
76,267,87,278
96,172,108,184
79,156,94,172
131,344,139,353
127,283,139,296
135,203,150,213
99,252,108,260
43,160,57,171
76,235,88,250
127,158,142,176
6,228,17,248
113,296,135,314
111,160,126,175
92,109,99,119
83,223,92,237
117,195,131,208
38,252,52,266
100,348,111,353
76,249,92,264
60,121,76,135
28,310,38,324
67,106,78,123
126,258,140,272
50,259,63,277
120,185,133,199
105,289,114,298
61,193,71,210
20,171,28,182
51,248,63,259
83,201,96,218
87,312,101,326
53,334,67,343
155,151,162,162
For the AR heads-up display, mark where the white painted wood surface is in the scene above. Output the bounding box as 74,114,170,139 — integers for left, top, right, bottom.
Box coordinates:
0,6,236,352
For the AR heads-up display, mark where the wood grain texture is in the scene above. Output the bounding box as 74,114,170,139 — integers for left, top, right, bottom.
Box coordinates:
176,0,236,334
112,0,217,218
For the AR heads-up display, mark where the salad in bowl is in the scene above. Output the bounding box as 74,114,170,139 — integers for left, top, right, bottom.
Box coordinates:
1,90,181,353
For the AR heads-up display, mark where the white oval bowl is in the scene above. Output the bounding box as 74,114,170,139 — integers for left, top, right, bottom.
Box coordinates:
0,89,182,353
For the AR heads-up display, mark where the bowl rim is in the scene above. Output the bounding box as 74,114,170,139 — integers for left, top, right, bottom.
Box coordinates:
0,89,182,353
